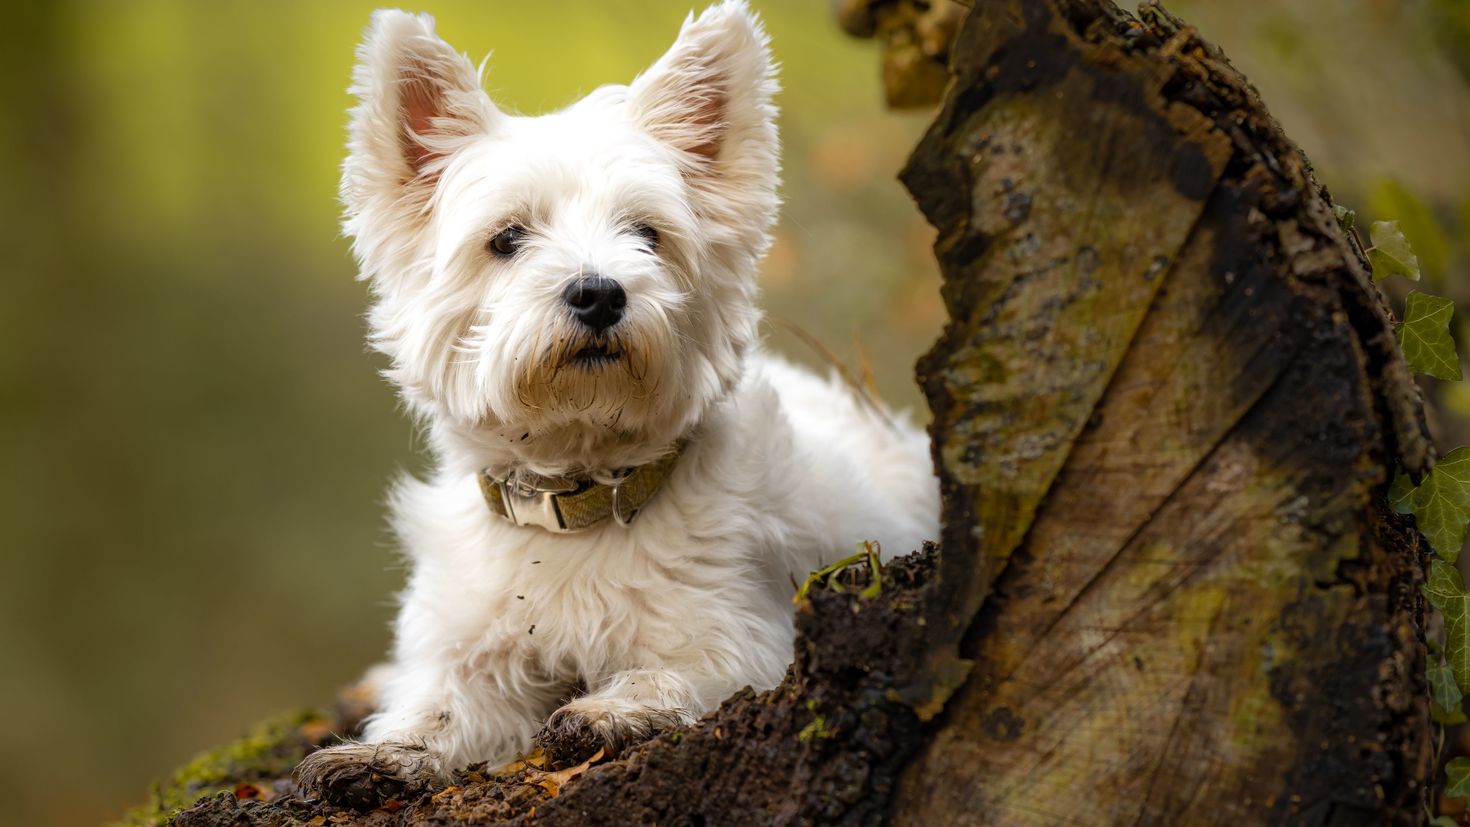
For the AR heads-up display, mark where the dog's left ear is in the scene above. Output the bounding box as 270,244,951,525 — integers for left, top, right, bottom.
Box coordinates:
629,1,779,228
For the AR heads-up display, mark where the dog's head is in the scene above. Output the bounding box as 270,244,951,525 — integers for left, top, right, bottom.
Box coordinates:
343,2,778,471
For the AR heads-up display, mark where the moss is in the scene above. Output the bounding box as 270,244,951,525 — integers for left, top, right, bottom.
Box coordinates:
112,708,326,827
797,699,835,742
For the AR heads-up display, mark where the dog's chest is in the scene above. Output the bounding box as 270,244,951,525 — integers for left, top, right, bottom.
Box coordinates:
438,521,743,669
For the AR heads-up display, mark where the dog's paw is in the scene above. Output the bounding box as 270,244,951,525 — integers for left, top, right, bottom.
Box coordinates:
535,699,689,768
294,740,441,809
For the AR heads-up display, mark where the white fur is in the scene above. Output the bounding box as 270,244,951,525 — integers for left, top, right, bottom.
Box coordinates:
300,1,938,792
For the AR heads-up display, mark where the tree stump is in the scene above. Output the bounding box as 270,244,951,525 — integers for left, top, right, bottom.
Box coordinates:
895,0,1432,823
119,1,1433,825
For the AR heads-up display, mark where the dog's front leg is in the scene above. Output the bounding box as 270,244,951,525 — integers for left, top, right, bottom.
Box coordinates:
536,667,709,765
296,659,554,806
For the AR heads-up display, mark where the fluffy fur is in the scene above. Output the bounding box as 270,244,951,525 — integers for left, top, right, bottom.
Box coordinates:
298,1,939,799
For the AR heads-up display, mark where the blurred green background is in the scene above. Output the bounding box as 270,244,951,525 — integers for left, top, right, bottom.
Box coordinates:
1,1,1467,825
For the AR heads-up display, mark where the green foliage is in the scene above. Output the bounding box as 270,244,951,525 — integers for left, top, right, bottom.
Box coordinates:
1433,701,1468,725
1448,758,1470,801
1405,447,1470,560
1388,469,1417,513
1368,220,1422,281
1398,292,1462,380
796,541,884,601
1332,204,1357,233
1363,206,1470,816
1367,179,1450,282
1427,560,1470,694
1431,658,1465,712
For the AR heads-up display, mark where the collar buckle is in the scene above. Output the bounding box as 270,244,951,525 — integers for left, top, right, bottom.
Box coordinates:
496,473,583,533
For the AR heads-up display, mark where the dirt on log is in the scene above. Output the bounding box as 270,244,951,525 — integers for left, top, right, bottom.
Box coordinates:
118,1,1433,825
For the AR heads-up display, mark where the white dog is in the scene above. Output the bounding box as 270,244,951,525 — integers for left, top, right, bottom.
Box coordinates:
297,0,938,802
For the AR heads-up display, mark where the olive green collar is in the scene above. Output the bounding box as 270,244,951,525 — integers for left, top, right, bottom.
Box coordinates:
476,444,683,533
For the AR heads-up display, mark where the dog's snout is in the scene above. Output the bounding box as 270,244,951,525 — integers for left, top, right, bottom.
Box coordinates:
563,276,627,332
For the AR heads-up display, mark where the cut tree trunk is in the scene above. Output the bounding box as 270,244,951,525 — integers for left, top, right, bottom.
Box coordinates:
894,1,1432,823
119,1,1433,825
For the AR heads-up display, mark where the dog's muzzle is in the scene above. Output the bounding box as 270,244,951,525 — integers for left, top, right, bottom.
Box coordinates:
476,445,683,533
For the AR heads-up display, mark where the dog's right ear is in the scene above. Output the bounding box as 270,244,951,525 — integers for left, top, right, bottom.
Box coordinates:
341,11,497,269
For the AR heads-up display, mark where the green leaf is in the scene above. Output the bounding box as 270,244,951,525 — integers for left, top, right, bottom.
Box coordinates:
1409,448,1470,561
1388,468,1416,514
1448,757,1470,801
1368,219,1421,281
1367,178,1449,279
1425,560,1470,692
1398,292,1461,380
1431,657,1465,711
1434,700,1468,725
1332,204,1356,233
1431,816,1461,827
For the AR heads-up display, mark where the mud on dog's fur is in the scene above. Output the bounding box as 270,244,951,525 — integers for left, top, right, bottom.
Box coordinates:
297,0,938,803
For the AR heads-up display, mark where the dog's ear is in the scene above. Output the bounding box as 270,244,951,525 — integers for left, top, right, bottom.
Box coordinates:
341,11,496,263
629,1,779,222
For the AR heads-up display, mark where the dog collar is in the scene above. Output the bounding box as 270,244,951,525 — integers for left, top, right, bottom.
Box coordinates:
476,444,683,533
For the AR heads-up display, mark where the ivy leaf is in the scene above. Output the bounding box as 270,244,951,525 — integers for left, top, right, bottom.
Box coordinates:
1434,700,1468,725
1430,657,1465,712
1409,447,1470,562
1388,468,1416,514
1397,292,1461,381
1447,757,1470,801
1368,220,1421,281
1425,560,1470,692
1332,204,1356,233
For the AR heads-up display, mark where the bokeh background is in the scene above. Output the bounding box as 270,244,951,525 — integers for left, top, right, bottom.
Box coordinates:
2,1,1467,825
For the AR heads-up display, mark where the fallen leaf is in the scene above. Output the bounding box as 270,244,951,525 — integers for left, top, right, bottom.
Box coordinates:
522,747,607,799
232,782,262,800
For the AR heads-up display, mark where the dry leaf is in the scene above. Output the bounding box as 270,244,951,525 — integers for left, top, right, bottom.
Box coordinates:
232,782,262,800
524,747,607,799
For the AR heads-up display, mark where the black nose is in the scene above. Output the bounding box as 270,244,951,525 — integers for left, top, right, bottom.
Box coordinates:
562,275,626,332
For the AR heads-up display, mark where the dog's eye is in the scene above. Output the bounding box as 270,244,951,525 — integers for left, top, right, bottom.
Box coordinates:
633,223,659,250
489,226,526,257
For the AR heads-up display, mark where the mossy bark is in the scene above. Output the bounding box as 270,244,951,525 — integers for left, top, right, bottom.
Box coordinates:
120,1,1432,825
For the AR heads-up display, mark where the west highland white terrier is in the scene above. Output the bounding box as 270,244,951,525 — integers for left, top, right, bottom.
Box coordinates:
297,0,938,803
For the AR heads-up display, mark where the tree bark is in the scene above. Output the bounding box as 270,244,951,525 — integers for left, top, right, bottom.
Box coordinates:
120,1,1434,825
